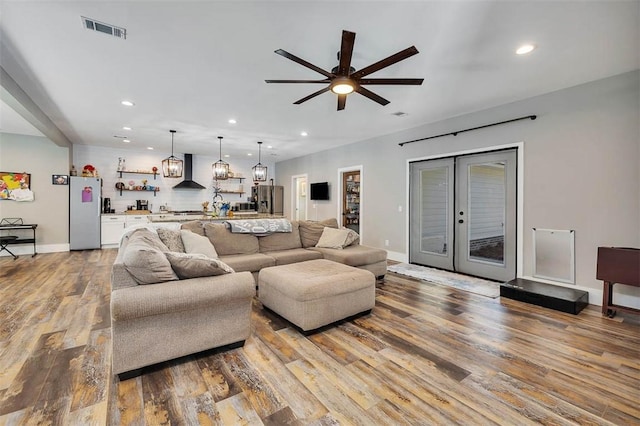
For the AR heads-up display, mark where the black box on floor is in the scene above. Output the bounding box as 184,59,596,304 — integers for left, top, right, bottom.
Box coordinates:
500,278,589,315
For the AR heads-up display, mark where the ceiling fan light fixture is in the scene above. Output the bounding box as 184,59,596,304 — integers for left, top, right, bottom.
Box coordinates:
330,77,355,94
162,130,183,178
252,141,268,182
212,136,229,180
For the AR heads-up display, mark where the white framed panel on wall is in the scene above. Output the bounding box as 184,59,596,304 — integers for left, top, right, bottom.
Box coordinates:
532,228,575,284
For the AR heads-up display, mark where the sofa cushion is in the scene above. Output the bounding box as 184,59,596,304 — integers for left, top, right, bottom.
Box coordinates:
258,221,302,252
180,220,205,236
181,229,218,258
204,223,259,256
122,233,178,285
316,227,360,249
157,228,185,252
298,218,339,248
165,252,234,279
309,244,387,267
219,253,275,273
264,248,323,265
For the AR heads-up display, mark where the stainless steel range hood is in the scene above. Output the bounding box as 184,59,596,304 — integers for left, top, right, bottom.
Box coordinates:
173,154,205,190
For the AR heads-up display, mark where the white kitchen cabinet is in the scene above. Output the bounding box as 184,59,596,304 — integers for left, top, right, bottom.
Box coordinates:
101,214,150,247
101,215,126,246
125,215,149,227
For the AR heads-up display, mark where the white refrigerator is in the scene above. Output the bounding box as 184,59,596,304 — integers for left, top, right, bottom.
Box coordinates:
69,176,102,250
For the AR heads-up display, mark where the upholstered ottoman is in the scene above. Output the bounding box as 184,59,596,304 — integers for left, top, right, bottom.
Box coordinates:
258,259,375,331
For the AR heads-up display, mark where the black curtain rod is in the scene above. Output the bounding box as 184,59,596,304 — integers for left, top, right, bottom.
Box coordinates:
398,115,537,147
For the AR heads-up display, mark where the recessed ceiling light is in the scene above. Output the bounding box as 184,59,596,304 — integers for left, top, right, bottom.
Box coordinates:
122,126,132,131
121,100,135,106
224,154,230,158
516,44,536,55
267,145,273,149
147,147,153,150
228,119,237,124
122,139,130,143
247,153,253,156
300,131,308,136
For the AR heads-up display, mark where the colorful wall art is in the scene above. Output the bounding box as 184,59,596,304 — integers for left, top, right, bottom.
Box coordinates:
0,171,34,201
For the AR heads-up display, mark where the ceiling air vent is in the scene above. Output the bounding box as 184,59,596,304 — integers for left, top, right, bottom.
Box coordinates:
81,17,126,39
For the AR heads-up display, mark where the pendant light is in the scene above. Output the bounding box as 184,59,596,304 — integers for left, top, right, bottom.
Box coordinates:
162,130,183,178
212,136,229,180
252,141,268,182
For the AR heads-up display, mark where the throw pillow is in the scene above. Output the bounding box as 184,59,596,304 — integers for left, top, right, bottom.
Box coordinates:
122,239,178,285
315,227,360,249
157,228,185,252
181,230,218,258
165,252,234,279
299,218,339,248
127,228,170,252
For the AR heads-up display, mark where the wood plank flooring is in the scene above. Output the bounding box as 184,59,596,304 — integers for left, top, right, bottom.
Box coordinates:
1,250,638,425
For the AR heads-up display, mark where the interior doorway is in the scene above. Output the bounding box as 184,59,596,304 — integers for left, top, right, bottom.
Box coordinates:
339,167,362,235
291,174,308,221
409,149,517,282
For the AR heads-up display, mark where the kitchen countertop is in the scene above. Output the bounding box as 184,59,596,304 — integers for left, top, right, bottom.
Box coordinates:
148,213,284,222
101,212,284,222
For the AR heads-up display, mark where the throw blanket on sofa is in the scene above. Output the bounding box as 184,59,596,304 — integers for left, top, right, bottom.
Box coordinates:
226,218,292,234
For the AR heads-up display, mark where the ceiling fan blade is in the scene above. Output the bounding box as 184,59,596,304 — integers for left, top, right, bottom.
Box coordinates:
265,79,331,84
293,86,331,104
356,86,390,106
274,49,334,78
338,30,356,76
337,94,347,111
359,78,424,85
351,46,419,80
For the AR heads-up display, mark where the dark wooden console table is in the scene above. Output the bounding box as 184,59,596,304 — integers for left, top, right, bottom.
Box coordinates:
0,223,38,257
596,247,639,318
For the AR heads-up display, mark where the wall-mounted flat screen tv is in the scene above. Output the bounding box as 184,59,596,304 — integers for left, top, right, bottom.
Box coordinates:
310,182,329,200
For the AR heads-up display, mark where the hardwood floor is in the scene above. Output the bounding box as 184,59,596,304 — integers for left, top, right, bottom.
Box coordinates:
1,250,638,425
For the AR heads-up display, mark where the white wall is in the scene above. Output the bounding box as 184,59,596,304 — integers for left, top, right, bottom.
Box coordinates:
0,133,70,252
73,145,276,213
276,71,640,307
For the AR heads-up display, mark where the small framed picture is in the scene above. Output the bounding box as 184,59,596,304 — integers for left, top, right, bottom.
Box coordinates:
52,174,69,185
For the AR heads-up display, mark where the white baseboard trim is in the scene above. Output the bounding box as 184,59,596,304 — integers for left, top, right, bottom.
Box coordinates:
0,243,69,257
386,250,407,263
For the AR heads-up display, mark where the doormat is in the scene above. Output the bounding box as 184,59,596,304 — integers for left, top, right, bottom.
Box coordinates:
387,263,500,298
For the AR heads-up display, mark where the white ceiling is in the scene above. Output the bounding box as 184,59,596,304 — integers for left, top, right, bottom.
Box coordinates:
0,1,638,161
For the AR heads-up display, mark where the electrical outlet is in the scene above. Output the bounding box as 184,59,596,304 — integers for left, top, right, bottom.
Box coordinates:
384,239,389,246
398,205,403,212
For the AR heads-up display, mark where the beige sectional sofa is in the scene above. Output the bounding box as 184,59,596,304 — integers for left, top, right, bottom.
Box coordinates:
181,218,387,282
110,218,386,376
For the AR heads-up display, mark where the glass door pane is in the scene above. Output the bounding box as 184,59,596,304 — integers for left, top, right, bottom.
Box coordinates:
420,167,449,255
467,162,506,265
409,158,454,270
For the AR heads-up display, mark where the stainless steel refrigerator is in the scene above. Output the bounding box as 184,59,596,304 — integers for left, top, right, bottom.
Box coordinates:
252,185,284,215
69,176,102,249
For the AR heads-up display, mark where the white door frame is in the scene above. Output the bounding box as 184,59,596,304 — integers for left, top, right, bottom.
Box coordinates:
337,165,363,242
406,142,524,278
290,174,308,220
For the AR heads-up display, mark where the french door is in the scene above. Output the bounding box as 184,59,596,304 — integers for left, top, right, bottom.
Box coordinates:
409,150,517,282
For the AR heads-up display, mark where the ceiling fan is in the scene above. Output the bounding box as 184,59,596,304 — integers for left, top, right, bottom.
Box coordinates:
266,30,424,111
